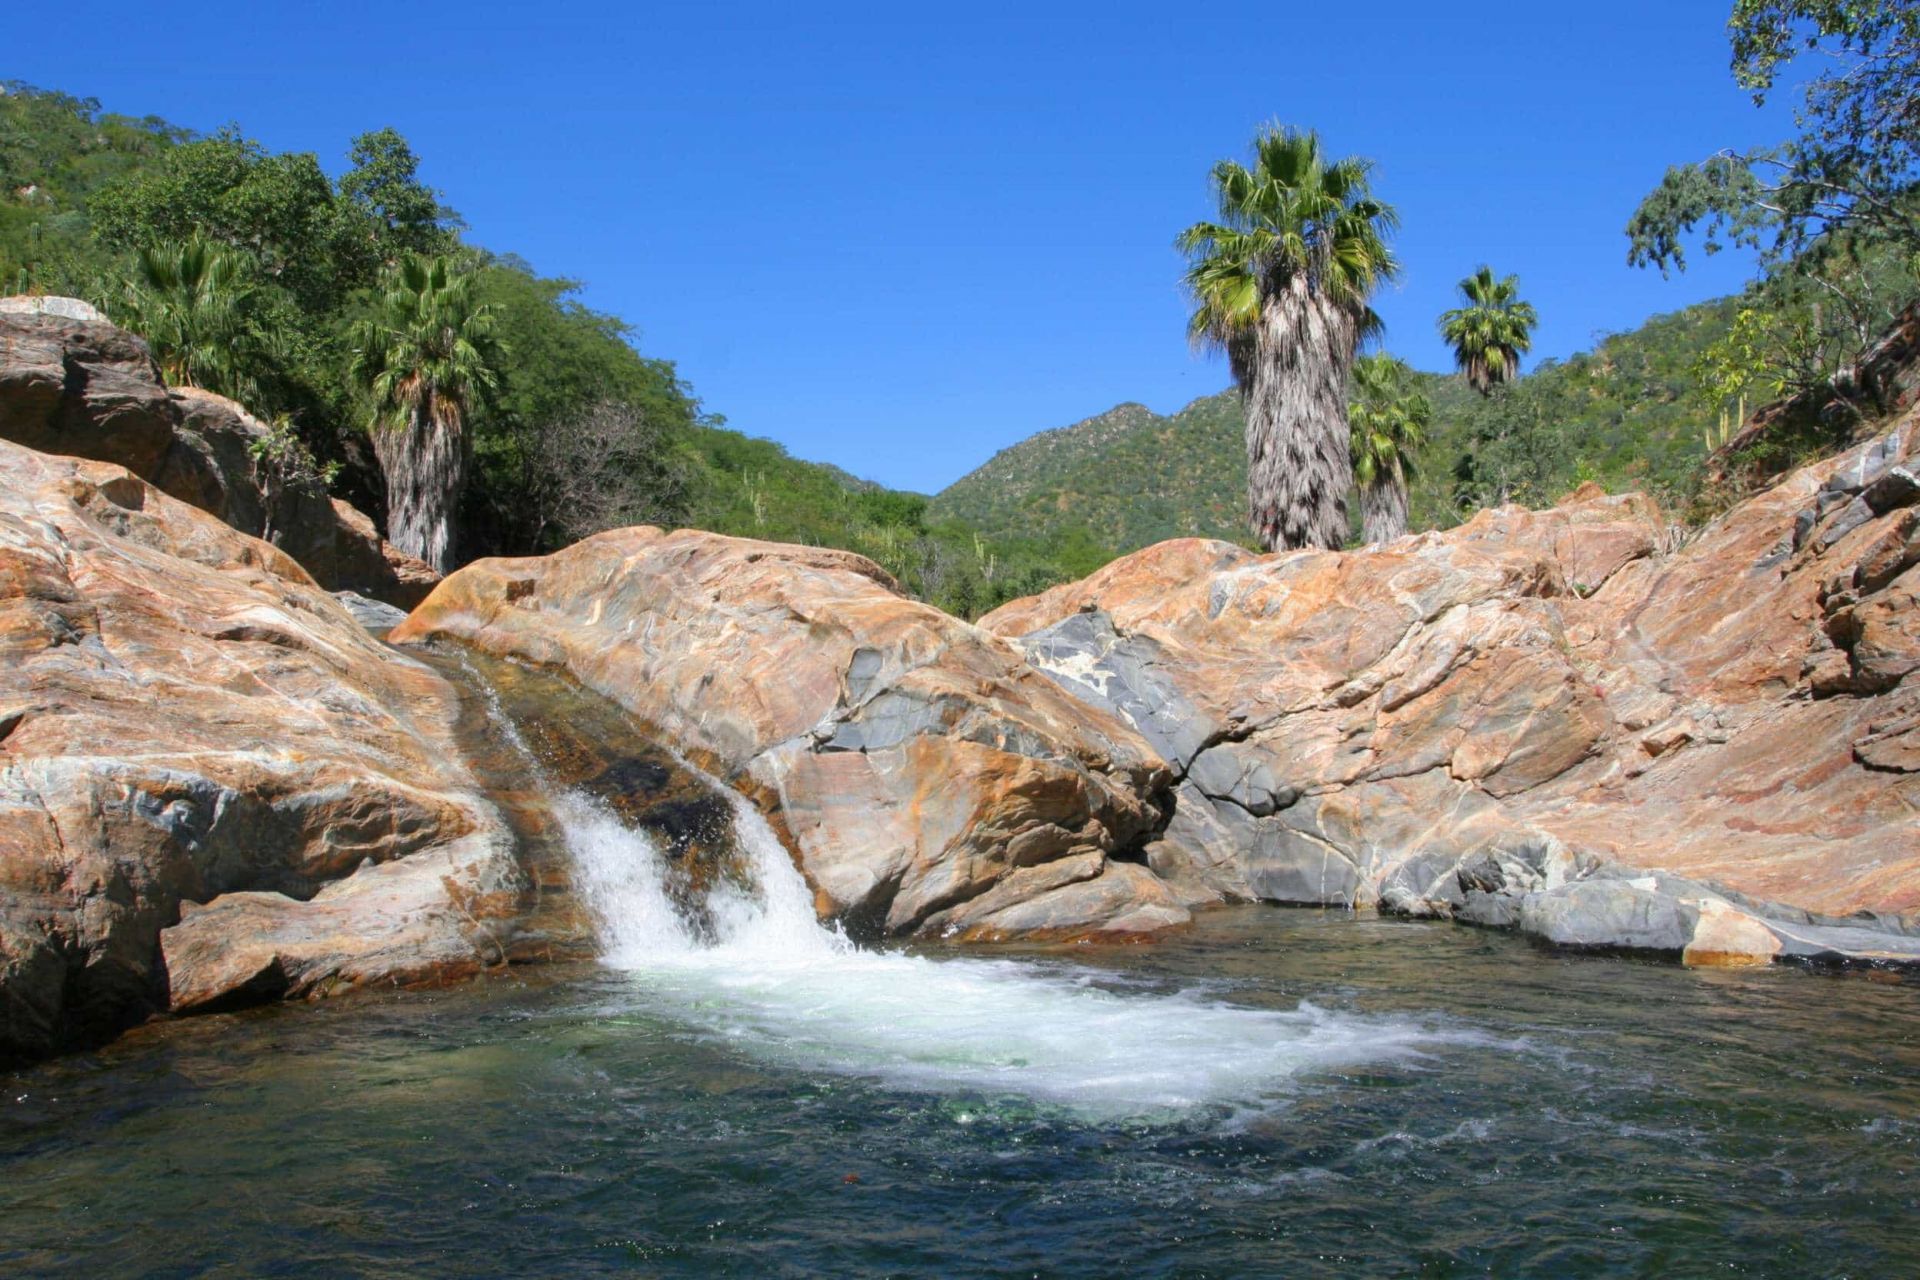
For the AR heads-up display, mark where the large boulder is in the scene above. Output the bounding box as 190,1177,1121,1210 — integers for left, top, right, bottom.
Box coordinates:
0,300,176,477
155,385,439,607
391,528,1192,940
982,416,1920,965
0,439,531,1064
0,303,436,607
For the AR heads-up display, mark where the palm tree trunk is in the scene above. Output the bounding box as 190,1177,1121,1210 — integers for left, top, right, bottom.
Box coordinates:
1360,478,1409,544
372,401,465,573
1243,277,1358,551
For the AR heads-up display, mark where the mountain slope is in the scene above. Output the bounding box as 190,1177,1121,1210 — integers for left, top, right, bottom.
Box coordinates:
932,296,1745,556
930,392,1250,551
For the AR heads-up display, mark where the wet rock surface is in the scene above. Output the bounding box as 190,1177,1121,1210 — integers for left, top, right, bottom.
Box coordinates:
440,647,757,944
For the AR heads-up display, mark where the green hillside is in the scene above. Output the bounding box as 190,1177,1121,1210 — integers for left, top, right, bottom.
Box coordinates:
933,294,1750,555
0,82,1072,618
676,421,1086,614
931,396,1250,551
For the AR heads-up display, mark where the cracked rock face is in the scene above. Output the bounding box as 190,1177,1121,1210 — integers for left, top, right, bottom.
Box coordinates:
983,427,1920,963
0,441,527,1063
393,528,1189,941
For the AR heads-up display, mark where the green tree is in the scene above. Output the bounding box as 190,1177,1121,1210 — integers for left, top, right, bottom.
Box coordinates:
1628,1,1920,277
352,254,501,572
1448,377,1574,513
1177,124,1398,551
339,127,459,259
1627,2,1920,456
1689,304,1788,445
89,130,373,315
1348,353,1430,543
1439,266,1538,394
110,233,273,403
460,260,705,557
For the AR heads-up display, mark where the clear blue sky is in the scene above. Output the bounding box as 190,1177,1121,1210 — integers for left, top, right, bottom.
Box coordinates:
13,1,1790,493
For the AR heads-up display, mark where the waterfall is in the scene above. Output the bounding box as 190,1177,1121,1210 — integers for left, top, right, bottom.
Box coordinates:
459,652,1485,1121
557,784,847,966
549,778,1485,1121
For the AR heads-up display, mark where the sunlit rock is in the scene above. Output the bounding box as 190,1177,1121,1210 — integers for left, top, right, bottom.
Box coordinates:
393,527,1190,941
0,441,524,1062
983,416,1920,963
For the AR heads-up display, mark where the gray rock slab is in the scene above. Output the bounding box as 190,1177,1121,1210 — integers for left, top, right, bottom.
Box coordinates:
335,591,410,636
1242,828,1362,905
1862,467,1920,515
1019,610,1217,768
1766,919,1920,964
1519,879,1701,953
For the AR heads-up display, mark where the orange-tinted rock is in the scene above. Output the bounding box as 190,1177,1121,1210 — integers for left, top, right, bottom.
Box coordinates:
0,304,437,608
1682,899,1782,967
986,421,1920,958
393,527,1188,940
0,440,524,1063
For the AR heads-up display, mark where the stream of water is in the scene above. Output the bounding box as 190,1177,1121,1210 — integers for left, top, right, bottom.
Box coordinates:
2,658,1916,1276
561,784,1492,1124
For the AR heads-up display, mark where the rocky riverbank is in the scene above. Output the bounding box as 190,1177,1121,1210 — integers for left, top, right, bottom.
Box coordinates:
982,425,1920,966
2,302,1918,1065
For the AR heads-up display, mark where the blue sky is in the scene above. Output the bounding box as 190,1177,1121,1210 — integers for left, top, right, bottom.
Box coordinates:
13,1,1790,492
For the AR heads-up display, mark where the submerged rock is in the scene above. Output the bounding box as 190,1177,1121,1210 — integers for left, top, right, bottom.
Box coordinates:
0,440,528,1063
392,527,1190,941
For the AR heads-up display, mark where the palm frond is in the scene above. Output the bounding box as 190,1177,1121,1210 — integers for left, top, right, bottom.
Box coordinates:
352,252,504,437
1439,265,1537,394
1349,351,1430,486
1177,123,1399,386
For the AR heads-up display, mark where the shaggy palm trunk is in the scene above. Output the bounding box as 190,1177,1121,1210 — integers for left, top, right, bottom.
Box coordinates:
1242,277,1359,551
373,402,465,573
1360,477,1409,544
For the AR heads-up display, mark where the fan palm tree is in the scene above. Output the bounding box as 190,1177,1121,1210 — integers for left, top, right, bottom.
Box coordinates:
1439,266,1537,394
113,234,265,403
351,254,500,573
1177,125,1398,551
1348,352,1430,543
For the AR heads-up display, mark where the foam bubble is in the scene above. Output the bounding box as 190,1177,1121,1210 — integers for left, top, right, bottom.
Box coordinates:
558,787,1488,1121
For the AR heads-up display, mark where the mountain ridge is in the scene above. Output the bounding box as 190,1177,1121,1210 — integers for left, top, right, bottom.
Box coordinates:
928,294,1752,557
930,389,1252,553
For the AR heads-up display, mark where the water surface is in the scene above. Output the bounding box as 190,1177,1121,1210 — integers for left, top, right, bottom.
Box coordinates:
7,649,1916,1276
4,906,1916,1277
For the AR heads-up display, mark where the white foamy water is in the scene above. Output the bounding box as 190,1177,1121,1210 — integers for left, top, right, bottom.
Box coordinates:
557,786,1484,1121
